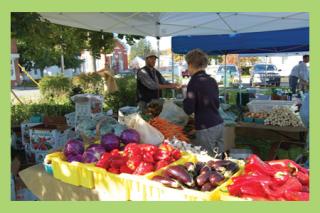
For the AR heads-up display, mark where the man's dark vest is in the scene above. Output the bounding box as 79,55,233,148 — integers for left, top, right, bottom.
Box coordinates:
137,66,163,103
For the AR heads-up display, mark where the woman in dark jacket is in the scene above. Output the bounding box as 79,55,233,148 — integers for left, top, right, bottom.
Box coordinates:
183,49,224,156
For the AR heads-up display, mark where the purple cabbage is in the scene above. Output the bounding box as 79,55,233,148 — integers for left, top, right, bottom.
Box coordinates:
120,129,140,145
67,154,83,163
101,133,120,152
82,144,106,163
64,139,84,157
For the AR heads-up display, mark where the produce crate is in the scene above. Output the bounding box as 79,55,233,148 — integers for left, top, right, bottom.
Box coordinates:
45,152,95,189
29,124,74,163
124,152,195,201
71,94,104,127
88,167,131,201
247,100,294,113
127,154,244,201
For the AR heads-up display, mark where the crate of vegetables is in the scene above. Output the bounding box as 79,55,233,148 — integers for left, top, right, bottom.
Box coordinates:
224,154,309,201
92,142,192,201
126,155,244,201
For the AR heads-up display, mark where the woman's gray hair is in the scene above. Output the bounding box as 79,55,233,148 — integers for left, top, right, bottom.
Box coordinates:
185,49,209,69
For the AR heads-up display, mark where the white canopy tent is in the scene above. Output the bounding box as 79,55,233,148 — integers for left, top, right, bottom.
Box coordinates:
40,12,308,37
39,12,309,98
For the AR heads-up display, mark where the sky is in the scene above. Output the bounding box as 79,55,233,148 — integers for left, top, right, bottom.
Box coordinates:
124,36,172,54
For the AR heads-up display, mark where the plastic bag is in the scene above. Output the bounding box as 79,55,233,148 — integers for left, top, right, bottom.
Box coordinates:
159,100,188,127
121,113,164,145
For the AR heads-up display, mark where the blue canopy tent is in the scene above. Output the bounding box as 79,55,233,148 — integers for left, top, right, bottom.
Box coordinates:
172,27,309,55
171,27,309,103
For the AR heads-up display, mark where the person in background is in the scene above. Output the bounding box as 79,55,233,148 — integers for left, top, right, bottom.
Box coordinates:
183,49,224,156
289,55,309,94
136,53,179,111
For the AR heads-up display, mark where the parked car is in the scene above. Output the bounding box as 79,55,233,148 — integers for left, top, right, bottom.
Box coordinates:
181,69,191,78
215,64,241,85
250,63,281,86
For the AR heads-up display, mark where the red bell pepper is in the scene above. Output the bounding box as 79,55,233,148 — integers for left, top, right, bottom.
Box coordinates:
110,156,127,169
171,149,182,160
272,171,290,186
268,159,309,174
301,185,309,193
96,153,112,169
110,149,121,157
228,175,272,197
108,167,120,174
239,182,267,197
126,155,142,171
155,160,170,170
276,177,303,192
284,191,309,201
154,149,171,161
143,152,155,163
245,155,276,176
120,165,134,174
296,171,309,185
133,162,154,175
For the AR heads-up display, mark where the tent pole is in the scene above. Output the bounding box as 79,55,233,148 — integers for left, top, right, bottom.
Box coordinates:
224,54,227,103
265,55,268,88
157,37,160,70
172,51,175,98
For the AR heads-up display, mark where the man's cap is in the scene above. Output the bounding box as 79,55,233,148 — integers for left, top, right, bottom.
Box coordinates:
145,53,158,59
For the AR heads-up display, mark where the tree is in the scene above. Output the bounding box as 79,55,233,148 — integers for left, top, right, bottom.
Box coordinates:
129,39,154,61
117,34,144,46
12,13,88,76
11,13,145,75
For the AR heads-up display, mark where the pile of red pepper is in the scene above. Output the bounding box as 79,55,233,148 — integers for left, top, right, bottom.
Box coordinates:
227,154,309,201
96,143,182,175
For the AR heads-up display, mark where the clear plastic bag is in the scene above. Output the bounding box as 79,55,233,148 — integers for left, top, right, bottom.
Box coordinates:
159,100,188,127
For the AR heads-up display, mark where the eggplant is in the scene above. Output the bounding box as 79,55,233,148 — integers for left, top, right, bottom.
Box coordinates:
152,175,183,189
210,160,232,169
226,162,239,174
195,162,205,175
201,182,215,192
166,165,195,187
196,170,211,186
200,165,211,174
209,171,225,186
162,170,172,178
184,162,195,173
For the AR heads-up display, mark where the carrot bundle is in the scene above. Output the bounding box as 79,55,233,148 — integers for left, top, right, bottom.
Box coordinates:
149,117,189,142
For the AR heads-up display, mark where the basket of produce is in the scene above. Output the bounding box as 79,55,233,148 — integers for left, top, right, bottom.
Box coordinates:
264,106,304,127
127,154,244,201
225,154,309,201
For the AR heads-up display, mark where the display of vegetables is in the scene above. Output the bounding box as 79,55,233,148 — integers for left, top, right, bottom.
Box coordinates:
227,154,309,201
149,117,189,142
95,143,182,175
264,106,303,127
152,159,240,192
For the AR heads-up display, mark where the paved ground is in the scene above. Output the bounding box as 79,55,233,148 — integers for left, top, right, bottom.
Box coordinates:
11,87,41,104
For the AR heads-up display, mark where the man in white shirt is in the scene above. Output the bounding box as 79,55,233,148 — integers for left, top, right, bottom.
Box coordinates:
289,55,309,94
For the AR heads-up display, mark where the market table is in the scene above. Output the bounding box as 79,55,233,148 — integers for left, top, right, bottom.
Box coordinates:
235,122,307,160
19,164,103,201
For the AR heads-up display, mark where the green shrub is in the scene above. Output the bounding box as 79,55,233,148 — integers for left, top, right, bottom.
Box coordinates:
11,103,75,126
72,72,104,95
105,76,137,112
39,75,71,101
